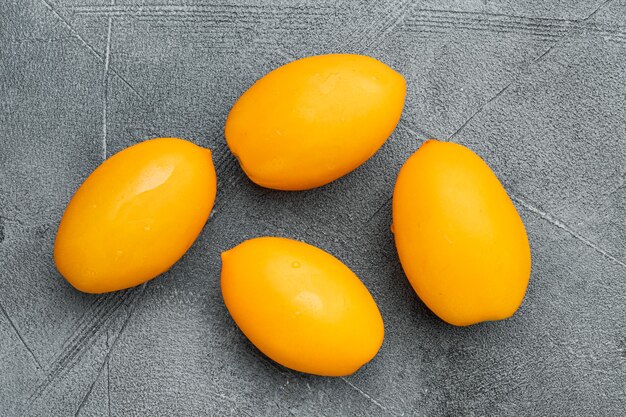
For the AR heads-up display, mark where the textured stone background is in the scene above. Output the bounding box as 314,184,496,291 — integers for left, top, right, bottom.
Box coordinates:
1,0,625,416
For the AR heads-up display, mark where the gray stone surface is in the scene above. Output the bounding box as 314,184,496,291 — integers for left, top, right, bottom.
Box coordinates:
1,0,625,415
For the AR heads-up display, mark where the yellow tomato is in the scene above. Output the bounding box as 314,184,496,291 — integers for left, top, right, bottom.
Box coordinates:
225,54,406,190
54,138,216,293
221,237,384,376
392,140,531,326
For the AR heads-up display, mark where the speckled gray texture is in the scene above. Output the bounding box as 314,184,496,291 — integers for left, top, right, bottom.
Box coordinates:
1,0,625,416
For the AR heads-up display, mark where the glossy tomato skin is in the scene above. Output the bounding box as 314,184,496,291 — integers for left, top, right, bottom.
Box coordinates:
225,54,406,190
221,237,384,376
54,138,216,293
392,140,531,326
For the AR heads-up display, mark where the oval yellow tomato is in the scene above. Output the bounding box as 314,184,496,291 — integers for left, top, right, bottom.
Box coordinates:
225,54,406,190
392,140,531,326
54,138,216,293
221,237,384,376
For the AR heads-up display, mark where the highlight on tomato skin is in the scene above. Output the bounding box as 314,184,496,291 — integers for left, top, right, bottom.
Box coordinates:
392,139,531,326
220,236,385,376
225,53,407,191
54,137,217,294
